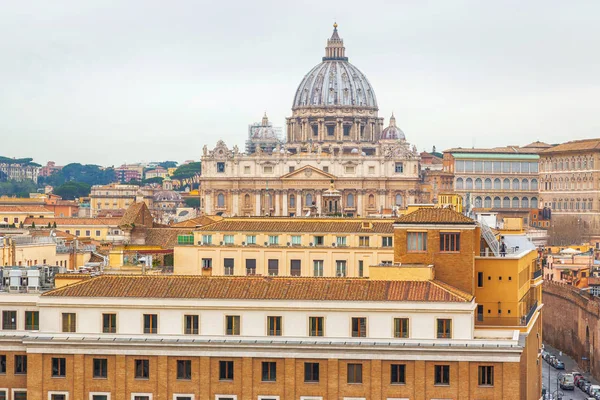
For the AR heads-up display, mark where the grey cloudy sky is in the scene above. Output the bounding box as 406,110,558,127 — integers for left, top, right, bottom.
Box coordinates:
1,0,599,166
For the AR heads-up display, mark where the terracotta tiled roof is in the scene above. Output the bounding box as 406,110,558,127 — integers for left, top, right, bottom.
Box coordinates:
119,202,153,227
0,205,54,213
42,275,473,302
541,138,600,154
194,217,395,233
444,146,542,154
522,141,552,149
171,215,223,228
23,217,121,226
144,228,194,249
29,229,76,240
395,208,475,225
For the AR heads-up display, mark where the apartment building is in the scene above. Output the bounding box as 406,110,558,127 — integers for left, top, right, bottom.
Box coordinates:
90,184,154,217
174,217,396,276
22,217,123,241
0,206,54,226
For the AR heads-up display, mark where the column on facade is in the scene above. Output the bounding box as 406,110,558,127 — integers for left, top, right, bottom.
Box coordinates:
282,191,288,216
379,190,386,211
336,118,343,141
274,190,280,216
204,190,212,215
255,191,261,216
232,190,239,216
296,190,302,216
357,190,363,217
354,119,360,141
316,190,322,216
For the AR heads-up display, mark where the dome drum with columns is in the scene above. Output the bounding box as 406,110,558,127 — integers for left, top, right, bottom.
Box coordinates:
199,24,424,218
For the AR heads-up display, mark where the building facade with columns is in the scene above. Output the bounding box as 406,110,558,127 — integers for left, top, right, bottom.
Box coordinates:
199,24,422,217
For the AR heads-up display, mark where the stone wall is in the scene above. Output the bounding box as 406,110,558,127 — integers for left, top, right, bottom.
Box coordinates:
543,280,600,376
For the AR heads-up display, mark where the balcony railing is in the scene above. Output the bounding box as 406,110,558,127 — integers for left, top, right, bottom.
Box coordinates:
476,301,539,327
532,269,543,280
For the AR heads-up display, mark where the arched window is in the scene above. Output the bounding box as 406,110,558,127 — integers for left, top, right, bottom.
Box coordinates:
484,196,492,208
289,194,295,207
347,193,355,207
503,179,510,190
456,178,464,190
521,197,529,208
503,197,510,208
494,197,501,208
484,178,492,190
494,178,501,190
475,178,482,189
474,196,482,208
531,179,538,191
512,179,520,190
512,197,519,208
217,193,225,207
521,179,529,191
368,194,375,206
306,193,313,206
395,194,403,206
465,178,473,190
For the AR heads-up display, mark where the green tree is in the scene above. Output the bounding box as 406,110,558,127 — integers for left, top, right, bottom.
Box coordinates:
172,162,201,180
38,163,116,187
0,180,38,197
53,181,91,200
143,177,164,185
159,161,178,169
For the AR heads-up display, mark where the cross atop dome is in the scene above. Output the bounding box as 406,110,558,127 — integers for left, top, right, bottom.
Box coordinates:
324,22,347,61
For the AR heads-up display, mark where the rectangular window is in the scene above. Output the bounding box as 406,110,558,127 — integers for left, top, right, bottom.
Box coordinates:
358,236,370,247
394,318,409,338
223,235,234,244
391,364,406,384
313,260,323,277
358,260,364,277
464,160,473,172
177,359,192,380
477,305,484,321
15,355,27,374
226,315,240,335
336,236,347,246
92,395,108,400
0,354,5,373
96,230,101,236
511,161,520,173
52,357,66,377
93,358,107,378
407,232,427,251
202,234,212,244
484,161,493,172
347,363,363,384
2,310,16,330
455,160,465,172
474,161,483,172
309,317,324,337
224,258,234,275
382,236,393,247
493,161,501,172
25,311,39,330
13,391,26,400
184,315,199,334
336,260,347,277
395,162,404,173
477,272,484,288
76,230,81,236
102,313,116,333
368,166,375,174
291,235,302,245
288,166,295,173
351,317,367,337
268,235,279,245
262,361,276,382
86,230,91,236
244,166,251,174
246,235,256,245
143,314,157,334
435,365,450,385
478,365,494,386
436,319,452,339
0,390,5,400
268,259,279,276
217,162,225,173
267,316,282,336
62,313,76,332
50,395,66,400
440,232,460,252
219,360,234,380
345,166,355,174
304,362,320,382
313,236,324,245
246,259,256,275
290,259,301,276
134,359,149,379
202,258,212,269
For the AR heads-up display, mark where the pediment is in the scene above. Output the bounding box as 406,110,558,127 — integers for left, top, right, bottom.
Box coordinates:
280,165,337,180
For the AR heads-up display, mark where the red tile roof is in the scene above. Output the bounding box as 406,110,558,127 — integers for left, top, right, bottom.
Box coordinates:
42,275,473,302
541,138,600,154
23,217,122,226
0,205,53,213
396,208,475,225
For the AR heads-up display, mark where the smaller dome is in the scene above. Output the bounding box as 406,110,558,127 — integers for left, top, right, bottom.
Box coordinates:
250,113,278,140
154,190,182,202
351,148,359,154
380,113,405,140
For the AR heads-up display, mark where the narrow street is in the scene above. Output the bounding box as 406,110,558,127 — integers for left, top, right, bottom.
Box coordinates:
543,343,598,400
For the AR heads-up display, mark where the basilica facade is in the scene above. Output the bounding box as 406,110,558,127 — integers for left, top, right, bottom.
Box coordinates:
199,24,422,217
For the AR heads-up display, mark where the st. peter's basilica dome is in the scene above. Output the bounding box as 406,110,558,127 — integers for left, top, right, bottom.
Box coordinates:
292,24,377,110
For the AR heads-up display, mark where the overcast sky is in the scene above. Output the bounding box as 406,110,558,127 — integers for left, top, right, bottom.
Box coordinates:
1,0,599,166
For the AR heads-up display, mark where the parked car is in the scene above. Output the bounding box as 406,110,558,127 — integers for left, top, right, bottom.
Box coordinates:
582,381,592,393
574,372,584,386
541,350,549,360
548,355,556,365
555,360,565,369
559,373,575,390
579,378,590,389
589,384,600,396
